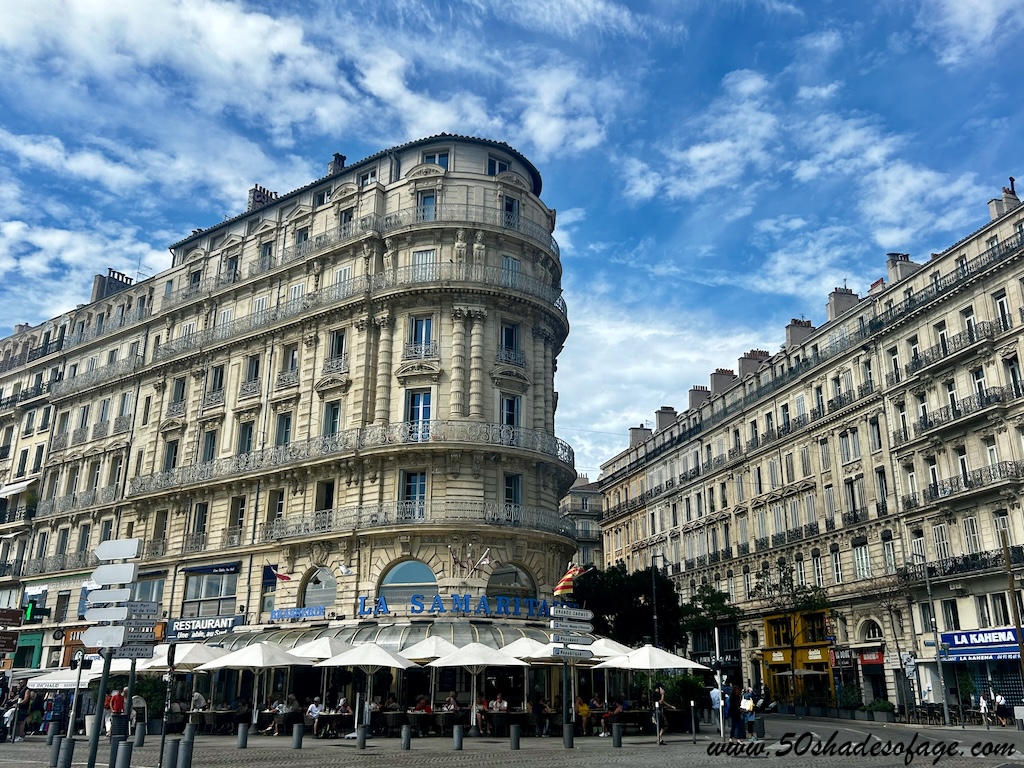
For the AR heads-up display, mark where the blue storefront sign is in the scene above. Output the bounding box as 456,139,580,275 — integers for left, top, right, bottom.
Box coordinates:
941,629,1023,661
270,606,326,621
167,614,245,642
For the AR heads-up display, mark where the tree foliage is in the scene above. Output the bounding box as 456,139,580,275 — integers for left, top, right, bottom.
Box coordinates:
573,562,686,649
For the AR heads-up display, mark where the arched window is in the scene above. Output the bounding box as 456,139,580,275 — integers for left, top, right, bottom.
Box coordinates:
862,619,884,641
302,567,338,609
379,560,437,605
486,563,535,601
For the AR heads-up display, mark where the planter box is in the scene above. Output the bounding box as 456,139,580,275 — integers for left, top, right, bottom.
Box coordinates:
854,710,873,721
873,711,895,723
148,719,163,735
779,705,795,715
810,707,827,717
795,706,810,717
842,709,857,719
827,707,840,719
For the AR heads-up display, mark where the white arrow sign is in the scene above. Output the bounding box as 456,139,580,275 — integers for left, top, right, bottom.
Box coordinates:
82,625,126,649
552,647,594,660
94,538,141,561
90,563,138,587
550,619,594,632
87,588,132,605
84,606,128,623
551,634,595,645
549,606,594,621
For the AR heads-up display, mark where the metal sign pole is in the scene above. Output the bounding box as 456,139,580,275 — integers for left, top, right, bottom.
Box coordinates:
68,656,85,739
85,648,113,768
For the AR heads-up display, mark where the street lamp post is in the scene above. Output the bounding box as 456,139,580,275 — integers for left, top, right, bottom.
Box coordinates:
997,528,1024,688
910,551,950,726
651,553,665,648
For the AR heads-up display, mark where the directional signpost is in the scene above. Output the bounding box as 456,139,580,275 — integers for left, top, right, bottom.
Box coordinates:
83,538,142,768
550,605,596,749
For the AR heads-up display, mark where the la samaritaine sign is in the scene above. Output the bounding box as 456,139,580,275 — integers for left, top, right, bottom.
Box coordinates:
358,593,570,618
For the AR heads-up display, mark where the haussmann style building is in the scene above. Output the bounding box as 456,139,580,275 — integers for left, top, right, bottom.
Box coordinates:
599,180,1024,715
0,135,577,699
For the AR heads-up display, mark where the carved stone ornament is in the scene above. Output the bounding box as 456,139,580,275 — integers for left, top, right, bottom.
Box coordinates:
303,333,318,349
395,360,443,385
190,368,206,380
153,379,167,393
310,541,331,567
158,417,187,435
495,171,529,189
407,163,445,179
313,375,353,397
270,393,300,412
236,406,261,423
490,365,532,394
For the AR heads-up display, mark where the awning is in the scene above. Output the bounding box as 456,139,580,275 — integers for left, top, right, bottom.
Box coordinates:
182,561,240,575
0,479,35,499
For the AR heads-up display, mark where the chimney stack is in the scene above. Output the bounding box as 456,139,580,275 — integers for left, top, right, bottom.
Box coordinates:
988,177,1021,221
826,286,860,321
885,253,922,284
654,406,677,433
628,424,652,448
709,368,735,396
785,318,814,349
328,153,347,175
688,385,710,411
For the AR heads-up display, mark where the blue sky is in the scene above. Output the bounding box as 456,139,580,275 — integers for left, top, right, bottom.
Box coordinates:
1,1,1023,477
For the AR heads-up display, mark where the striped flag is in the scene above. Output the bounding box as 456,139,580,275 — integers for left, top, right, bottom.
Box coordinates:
554,564,586,597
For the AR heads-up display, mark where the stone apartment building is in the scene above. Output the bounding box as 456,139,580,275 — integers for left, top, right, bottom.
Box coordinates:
600,181,1024,710
0,134,576,669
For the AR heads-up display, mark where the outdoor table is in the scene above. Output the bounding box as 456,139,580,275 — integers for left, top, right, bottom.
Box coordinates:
407,711,434,736
186,710,235,734
383,711,408,736
490,710,510,736
433,710,466,735
314,712,353,738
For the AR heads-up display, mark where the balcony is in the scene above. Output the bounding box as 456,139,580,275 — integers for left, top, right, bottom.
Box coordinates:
891,427,910,448
142,539,167,558
0,505,34,525
0,561,23,578
0,382,53,413
51,433,68,451
51,356,143,398
129,419,574,497
222,526,245,547
842,508,869,526
26,339,63,362
24,551,98,575
62,306,148,351
921,461,1024,504
92,421,109,440
771,532,786,546
497,347,526,366
113,415,132,434
906,322,997,377
166,400,186,418
204,389,225,408
256,499,575,542
857,381,875,398
786,528,804,543
900,545,1024,583
71,427,89,446
737,542,750,555
238,379,260,399
720,547,733,561
875,501,889,518
913,386,1021,438
754,536,769,552
803,521,819,537
276,370,299,389
403,342,438,360
182,532,207,553
902,493,920,511
323,354,349,375
825,517,836,531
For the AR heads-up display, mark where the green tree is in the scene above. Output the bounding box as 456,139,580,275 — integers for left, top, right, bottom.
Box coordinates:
752,561,831,704
574,562,686,649
679,584,740,654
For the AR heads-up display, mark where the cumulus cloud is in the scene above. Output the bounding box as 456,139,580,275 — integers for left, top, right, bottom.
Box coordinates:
919,0,1024,67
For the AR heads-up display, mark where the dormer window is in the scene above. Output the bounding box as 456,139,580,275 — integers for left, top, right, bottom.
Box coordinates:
487,156,509,175
423,151,448,170
359,169,377,187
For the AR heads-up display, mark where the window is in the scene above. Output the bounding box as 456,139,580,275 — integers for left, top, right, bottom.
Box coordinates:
920,601,934,631
275,412,292,447
408,315,433,358
407,390,431,441
245,354,260,383
977,596,991,629
487,156,509,175
209,365,224,393
328,329,346,361
853,544,871,579
796,558,806,586
941,599,960,631
314,189,331,207
933,522,951,560
323,401,341,437
417,190,436,222
359,168,377,187
201,430,217,463
499,322,521,364
171,376,186,404
963,516,981,554
163,439,179,471
500,393,521,435
823,485,836,525
501,254,520,288
237,421,254,454
229,496,246,529
504,474,522,506
831,550,843,584
839,429,861,463
819,438,831,470
401,471,427,520
282,343,299,374
423,151,449,169
813,555,824,587
182,571,237,618
992,592,1011,626
883,540,896,574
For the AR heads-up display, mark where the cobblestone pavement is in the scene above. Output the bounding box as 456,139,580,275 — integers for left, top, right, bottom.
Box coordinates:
3,717,1024,768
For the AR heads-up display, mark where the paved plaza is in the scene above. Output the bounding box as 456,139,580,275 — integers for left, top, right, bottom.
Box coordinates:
5,717,1024,768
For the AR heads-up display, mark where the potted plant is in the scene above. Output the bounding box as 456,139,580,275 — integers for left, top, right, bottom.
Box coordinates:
132,677,167,735
867,699,895,723
838,683,862,719
855,705,873,721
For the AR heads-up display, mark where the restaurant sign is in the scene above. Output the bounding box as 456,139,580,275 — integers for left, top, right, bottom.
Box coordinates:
941,629,1023,661
829,648,855,668
167,614,245,642
357,593,570,618
270,606,326,621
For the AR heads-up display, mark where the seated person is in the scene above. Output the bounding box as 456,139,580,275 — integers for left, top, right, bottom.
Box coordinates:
489,692,508,712
575,696,591,735
475,695,490,734
283,694,304,732
233,699,252,726
336,697,352,715
532,697,552,736
306,697,323,736
600,697,624,736
411,696,433,736
443,691,460,711
382,695,400,712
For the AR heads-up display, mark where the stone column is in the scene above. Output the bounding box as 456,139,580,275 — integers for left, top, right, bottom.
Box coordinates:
469,310,487,419
373,314,394,425
451,308,467,417
543,333,554,432
532,327,546,430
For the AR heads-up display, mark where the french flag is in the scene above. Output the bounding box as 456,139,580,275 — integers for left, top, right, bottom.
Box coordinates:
268,563,291,581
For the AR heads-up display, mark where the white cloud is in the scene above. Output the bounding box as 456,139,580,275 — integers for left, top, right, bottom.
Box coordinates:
920,0,1024,67
489,0,685,39
553,207,586,255
796,82,841,101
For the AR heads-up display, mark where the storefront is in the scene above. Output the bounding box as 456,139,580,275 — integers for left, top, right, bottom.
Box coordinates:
941,629,1024,705
14,630,42,669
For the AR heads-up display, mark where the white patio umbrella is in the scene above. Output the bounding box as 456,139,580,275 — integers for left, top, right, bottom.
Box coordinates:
289,637,356,704
500,637,549,707
592,644,710,672
589,638,634,658
197,641,313,728
317,644,419,733
429,643,528,736
400,637,459,707
139,643,229,672
27,660,136,690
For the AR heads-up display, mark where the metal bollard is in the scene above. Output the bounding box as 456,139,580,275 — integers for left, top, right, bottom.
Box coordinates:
48,721,60,746
115,741,133,768
356,724,367,750
108,735,126,768
563,723,574,749
453,724,463,750
510,724,520,750
162,738,180,768
183,723,197,742
176,735,194,768
237,722,249,749
401,724,411,750
57,736,76,768
292,723,303,749
612,722,623,748
50,734,64,768
135,721,146,748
